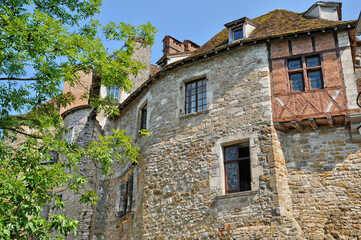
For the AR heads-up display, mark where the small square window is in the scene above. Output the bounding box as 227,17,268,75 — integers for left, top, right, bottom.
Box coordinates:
288,59,302,70
233,28,243,41
107,86,120,101
185,78,207,114
306,56,320,67
224,143,251,193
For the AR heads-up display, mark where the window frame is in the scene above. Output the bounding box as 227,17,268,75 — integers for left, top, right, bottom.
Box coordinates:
288,55,323,92
140,103,147,130
106,86,120,101
119,173,134,218
184,78,207,114
232,26,244,41
223,143,251,194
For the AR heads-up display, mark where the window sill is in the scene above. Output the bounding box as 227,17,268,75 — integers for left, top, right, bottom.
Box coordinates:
180,109,209,119
215,190,257,200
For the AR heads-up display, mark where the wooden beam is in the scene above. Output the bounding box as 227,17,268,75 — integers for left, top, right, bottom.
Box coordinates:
327,116,334,128
308,118,318,130
345,115,350,125
291,120,303,132
274,122,289,132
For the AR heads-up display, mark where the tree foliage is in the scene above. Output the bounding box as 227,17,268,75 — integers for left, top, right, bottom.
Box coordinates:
0,0,156,238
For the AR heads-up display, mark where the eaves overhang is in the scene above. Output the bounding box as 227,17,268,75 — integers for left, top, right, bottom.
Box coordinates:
115,21,356,117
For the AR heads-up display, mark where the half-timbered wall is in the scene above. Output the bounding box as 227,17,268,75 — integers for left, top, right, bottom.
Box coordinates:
270,32,349,122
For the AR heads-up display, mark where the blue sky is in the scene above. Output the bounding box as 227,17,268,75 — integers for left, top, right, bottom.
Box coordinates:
96,0,360,64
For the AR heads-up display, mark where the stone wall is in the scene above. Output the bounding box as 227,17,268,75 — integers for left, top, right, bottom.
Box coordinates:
279,127,361,239
56,107,101,240
96,43,304,239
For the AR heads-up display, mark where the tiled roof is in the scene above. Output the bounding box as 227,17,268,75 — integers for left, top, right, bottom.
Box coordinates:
149,64,160,77
193,9,356,56
117,8,357,115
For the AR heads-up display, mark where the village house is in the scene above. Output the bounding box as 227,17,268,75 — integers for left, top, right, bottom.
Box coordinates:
58,2,361,239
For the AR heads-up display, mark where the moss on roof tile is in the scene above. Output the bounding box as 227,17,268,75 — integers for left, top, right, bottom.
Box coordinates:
193,9,356,56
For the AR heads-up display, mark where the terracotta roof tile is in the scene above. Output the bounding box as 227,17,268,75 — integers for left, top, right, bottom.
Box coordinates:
193,9,356,56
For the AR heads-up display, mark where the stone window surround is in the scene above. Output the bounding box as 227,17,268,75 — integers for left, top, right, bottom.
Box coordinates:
135,92,151,136
176,70,213,118
212,132,260,197
185,78,207,114
113,162,139,217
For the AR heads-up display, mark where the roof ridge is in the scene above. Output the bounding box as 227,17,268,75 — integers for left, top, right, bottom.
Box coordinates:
253,9,301,23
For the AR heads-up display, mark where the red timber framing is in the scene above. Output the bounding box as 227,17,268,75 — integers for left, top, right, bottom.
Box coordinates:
268,31,359,129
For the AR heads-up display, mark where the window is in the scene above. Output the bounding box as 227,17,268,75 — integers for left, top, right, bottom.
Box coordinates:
64,128,73,143
233,27,243,41
288,55,323,92
107,86,120,101
140,103,147,130
185,78,207,114
119,174,133,217
224,143,251,193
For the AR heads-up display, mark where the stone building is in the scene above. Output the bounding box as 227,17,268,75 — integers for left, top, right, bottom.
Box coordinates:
59,2,361,239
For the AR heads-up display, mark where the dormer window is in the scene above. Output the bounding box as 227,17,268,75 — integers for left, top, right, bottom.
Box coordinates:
233,27,244,41
224,17,259,43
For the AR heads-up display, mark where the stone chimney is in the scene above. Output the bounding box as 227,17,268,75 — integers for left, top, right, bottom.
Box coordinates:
130,38,152,90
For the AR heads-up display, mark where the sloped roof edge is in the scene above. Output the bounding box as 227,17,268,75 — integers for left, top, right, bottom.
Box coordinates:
116,20,356,116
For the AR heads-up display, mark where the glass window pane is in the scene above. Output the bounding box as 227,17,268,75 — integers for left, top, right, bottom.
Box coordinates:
225,146,238,161
309,71,322,89
186,103,191,114
226,162,239,191
234,29,243,40
306,57,320,67
290,73,304,91
288,59,302,70
107,86,120,101
185,79,207,114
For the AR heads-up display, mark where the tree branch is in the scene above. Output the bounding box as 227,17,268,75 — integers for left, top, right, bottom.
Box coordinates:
0,77,38,81
1,127,42,139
